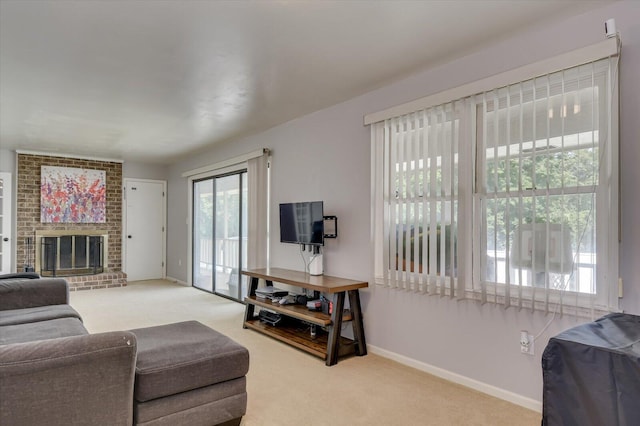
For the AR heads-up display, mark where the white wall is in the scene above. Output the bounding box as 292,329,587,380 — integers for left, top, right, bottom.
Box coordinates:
122,161,168,181
0,148,15,173
0,148,17,270
167,1,640,408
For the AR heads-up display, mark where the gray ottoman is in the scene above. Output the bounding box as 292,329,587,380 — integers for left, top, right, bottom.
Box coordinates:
129,321,249,426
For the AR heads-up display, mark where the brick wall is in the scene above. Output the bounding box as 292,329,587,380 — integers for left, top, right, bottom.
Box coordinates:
16,154,123,273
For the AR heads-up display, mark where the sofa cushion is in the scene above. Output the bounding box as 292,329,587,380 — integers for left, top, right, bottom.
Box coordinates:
0,304,83,326
0,278,69,310
0,272,40,280
129,321,249,402
134,377,247,425
0,317,88,345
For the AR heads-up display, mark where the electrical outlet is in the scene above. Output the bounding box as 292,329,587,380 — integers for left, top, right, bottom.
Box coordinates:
520,331,535,355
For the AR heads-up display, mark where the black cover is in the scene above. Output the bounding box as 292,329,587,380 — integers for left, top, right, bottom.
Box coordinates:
542,312,640,426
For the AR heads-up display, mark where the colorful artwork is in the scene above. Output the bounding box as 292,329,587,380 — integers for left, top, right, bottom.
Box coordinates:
41,166,106,223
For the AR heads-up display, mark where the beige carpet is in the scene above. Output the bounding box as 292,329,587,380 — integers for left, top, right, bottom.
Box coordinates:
70,280,540,426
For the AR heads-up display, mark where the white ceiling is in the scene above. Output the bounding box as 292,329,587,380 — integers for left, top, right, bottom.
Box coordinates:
0,1,615,164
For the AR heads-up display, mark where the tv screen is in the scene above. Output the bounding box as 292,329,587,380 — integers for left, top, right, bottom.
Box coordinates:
279,201,324,246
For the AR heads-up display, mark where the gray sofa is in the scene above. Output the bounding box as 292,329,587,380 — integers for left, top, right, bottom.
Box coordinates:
0,276,249,426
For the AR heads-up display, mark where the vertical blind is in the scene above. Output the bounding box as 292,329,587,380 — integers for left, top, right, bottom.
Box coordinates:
373,101,465,296
371,41,619,315
472,59,613,314
247,151,270,269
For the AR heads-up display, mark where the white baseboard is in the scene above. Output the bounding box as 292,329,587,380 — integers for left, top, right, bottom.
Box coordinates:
166,276,189,287
367,344,542,413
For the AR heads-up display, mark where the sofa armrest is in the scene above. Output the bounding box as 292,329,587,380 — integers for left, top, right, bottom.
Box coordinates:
0,278,69,311
0,331,137,426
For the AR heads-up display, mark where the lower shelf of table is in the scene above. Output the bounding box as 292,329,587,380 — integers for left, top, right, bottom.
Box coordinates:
244,319,355,360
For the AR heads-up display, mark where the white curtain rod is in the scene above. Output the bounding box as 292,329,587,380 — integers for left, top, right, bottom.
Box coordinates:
181,148,270,178
364,37,619,125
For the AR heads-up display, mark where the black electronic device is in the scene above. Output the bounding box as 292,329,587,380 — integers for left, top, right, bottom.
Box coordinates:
255,287,289,298
279,201,324,246
323,215,338,239
259,310,282,326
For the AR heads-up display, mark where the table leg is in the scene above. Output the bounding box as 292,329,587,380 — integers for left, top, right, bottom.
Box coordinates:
348,289,367,356
243,276,260,327
326,292,345,366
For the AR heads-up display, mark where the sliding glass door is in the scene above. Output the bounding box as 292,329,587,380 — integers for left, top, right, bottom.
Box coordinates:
193,171,247,301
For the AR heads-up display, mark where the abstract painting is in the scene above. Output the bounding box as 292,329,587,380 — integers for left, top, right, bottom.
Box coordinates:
41,166,106,223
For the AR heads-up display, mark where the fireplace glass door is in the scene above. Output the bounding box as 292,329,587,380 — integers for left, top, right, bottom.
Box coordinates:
193,171,247,302
40,235,104,277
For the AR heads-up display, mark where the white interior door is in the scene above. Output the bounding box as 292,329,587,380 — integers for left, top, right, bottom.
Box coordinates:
124,179,166,281
0,172,12,274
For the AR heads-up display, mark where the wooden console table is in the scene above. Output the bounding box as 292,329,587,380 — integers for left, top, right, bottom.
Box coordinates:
242,267,368,366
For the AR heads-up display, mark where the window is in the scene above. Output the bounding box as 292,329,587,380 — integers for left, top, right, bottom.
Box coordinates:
473,59,616,313
193,171,248,302
372,102,464,295
185,148,270,304
370,40,619,315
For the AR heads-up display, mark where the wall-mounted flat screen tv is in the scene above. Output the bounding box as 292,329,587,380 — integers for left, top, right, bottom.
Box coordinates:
279,201,324,246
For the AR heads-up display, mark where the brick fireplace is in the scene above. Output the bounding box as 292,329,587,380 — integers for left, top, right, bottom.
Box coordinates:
16,154,126,291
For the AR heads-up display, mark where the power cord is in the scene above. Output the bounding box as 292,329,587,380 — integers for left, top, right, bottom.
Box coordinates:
299,244,310,273
299,244,321,274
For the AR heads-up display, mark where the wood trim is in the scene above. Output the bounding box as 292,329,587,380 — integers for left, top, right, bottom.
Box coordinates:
244,319,355,359
245,295,355,326
243,267,368,293
15,149,123,163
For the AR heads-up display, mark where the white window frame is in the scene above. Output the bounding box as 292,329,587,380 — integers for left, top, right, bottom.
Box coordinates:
471,58,618,313
369,38,620,314
183,148,270,287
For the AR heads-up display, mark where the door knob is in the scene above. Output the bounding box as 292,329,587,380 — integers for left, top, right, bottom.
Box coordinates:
2,237,8,242
127,235,132,239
